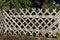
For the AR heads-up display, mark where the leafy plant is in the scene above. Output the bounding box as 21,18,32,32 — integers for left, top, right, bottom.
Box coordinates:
0,0,10,10
56,32,60,40
0,0,33,11
0,0,60,11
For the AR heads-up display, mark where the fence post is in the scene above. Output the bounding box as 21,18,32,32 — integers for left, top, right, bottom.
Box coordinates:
0,9,4,34
0,9,2,27
0,9,2,33
57,11,60,33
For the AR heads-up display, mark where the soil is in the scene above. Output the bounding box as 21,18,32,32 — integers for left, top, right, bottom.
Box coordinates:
0,35,57,40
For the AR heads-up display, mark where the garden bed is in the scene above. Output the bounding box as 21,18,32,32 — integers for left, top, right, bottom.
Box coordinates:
0,35,57,40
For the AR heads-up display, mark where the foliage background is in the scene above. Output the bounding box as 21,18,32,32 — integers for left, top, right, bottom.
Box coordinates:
0,0,60,11
0,0,33,10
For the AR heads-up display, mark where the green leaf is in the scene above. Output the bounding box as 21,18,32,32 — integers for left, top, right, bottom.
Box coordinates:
2,5,10,10
56,33,60,40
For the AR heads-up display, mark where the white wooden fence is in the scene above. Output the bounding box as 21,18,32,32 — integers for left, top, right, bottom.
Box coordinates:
0,8,60,38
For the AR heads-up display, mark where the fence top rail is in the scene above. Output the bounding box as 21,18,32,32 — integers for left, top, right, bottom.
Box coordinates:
2,8,60,18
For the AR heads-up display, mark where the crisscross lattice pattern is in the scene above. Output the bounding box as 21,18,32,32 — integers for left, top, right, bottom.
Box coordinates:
0,8,60,37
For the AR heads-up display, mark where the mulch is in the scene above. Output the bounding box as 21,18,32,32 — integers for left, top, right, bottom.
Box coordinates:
0,35,39,40
0,35,57,40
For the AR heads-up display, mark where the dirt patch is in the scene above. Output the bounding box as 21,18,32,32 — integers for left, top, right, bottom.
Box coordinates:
0,35,57,40
0,35,40,40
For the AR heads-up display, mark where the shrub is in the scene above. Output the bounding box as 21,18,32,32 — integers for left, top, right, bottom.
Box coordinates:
0,0,60,11
0,0,33,11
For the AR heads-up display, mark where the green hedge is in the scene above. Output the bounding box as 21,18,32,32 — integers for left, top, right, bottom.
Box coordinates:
0,0,33,10
0,0,10,10
0,0,60,11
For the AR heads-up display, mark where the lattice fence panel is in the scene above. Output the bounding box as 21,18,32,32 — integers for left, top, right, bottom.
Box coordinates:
0,8,60,38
